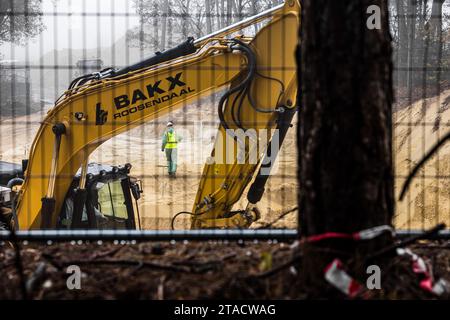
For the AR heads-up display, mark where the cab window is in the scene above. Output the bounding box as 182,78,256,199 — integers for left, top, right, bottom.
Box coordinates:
96,180,128,219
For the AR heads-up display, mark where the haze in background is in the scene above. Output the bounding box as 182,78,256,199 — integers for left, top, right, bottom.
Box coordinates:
0,0,140,62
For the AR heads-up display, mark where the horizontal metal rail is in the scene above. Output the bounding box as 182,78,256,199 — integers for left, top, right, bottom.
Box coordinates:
0,229,449,242
0,229,298,242
396,229,450,239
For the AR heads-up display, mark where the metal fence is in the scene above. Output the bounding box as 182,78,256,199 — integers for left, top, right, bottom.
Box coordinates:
0,0,299,239
0,0,449,240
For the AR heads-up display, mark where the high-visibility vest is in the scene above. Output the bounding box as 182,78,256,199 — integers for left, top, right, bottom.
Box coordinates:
165,131,178,149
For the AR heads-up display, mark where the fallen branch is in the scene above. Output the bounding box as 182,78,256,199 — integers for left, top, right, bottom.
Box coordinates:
26,262,47,293
172,252,237,273
88,246,124,260
58,259,189,273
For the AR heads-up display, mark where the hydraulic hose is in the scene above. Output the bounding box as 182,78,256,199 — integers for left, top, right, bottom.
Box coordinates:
217,39,257,132
218,40,285,132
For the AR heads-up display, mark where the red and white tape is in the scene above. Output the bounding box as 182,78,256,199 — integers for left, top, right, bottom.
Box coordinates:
311,225,393,298
324,259,363,298
355,225,395,240
309,225,449,297
305,225,395,244
397,248,449,296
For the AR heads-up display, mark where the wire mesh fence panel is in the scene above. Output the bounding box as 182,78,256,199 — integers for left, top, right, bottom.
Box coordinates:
0,0,299,239
0,0,448,240
390,0,450,232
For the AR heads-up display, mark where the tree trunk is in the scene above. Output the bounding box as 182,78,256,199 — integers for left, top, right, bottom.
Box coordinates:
406,0,417,92
215,0,221,29
397,0,408,87
221,0,226,28
179,0,190,38
205,0,212,34
160,0,169,50
429,0,445,39
428,0,445,94
231,0,243,23
417,0,427,92
167,2,173,48
226,0,232,26
152,2,159,50
299,0,394,296
251,0,258,33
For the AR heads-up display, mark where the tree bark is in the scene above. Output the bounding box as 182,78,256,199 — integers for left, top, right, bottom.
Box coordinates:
299,0,394,295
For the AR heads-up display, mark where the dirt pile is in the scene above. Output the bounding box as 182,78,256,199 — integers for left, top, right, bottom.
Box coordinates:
394,88,450,229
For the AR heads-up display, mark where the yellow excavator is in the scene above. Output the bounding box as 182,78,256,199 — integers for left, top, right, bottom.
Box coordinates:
0,0,299,230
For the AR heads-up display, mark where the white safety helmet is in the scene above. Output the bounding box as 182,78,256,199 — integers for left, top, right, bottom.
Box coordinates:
167,121,173,127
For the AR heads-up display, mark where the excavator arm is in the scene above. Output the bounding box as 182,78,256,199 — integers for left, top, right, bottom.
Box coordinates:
14,0,300,230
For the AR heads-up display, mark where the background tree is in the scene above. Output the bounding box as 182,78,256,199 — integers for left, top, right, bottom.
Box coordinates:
427,0,446,90
127,0,284,53
205,0,212,34
0,0,44,47
390,0,449,96
406,0,417,92
299,0,394,295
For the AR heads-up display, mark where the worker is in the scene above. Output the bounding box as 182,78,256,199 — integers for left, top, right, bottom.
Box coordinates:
161,121,181,178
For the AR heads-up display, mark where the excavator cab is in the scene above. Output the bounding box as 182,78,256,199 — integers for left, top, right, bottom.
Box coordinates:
58,163,142,230
0,161,142,230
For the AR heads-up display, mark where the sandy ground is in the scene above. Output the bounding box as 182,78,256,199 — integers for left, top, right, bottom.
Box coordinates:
2,89,450,230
